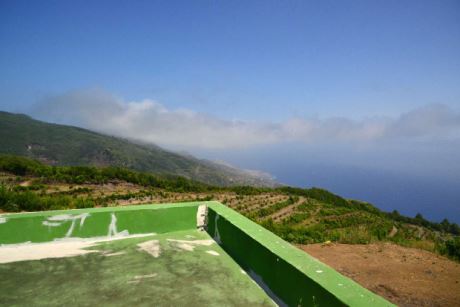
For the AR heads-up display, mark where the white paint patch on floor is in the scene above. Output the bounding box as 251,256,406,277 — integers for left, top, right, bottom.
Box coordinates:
127,280,140,284
103,251,126,257
167,239,214,246
127,273,158,285
0,216,7,224
42,221,61,227
54,232,154,243
175,242,194,251
0,233,156,264
0,240,98,263
206,250,220,256
137,240,161,258
67,233,150,244
167,239,215,252
133,273,157,279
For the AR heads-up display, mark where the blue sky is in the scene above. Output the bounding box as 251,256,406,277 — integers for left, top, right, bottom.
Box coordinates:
1,0,459,119
1,1,460,221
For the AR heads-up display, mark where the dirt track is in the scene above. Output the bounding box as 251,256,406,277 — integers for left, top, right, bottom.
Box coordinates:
299,243,460,307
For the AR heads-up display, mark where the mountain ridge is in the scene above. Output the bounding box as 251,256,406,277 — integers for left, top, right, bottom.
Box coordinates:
0,111,278,187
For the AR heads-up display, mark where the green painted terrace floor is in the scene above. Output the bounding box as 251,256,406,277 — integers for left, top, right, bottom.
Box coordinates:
0,229,274,306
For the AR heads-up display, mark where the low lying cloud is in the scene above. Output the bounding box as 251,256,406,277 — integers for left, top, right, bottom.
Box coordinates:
31,88,460,150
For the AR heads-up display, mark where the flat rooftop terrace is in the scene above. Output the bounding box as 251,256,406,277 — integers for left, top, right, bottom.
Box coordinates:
0,202,393,306
1,229,273,306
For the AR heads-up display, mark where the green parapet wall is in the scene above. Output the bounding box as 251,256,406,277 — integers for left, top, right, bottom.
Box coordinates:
0,202,200,244
206,201,393,307
0,201,393,307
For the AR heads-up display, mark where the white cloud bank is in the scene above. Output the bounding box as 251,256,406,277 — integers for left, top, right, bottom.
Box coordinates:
31,88,460,150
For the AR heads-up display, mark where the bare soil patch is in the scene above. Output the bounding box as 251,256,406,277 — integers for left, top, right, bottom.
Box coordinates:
298,242,460,306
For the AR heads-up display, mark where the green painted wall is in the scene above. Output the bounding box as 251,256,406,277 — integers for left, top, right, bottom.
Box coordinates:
0,203,200,244
206,202,394,307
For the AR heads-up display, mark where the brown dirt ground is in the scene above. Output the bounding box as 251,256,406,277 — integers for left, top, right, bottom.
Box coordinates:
298,243,460,307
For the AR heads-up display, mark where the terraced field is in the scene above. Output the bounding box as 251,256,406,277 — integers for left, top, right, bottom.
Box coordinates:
0,171,450,250
2,167,460,306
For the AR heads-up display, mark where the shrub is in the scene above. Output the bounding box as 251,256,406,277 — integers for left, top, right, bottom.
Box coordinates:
439,238,460,261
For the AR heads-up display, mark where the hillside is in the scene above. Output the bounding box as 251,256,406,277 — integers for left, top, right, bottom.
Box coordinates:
0,155,458,260
0,111,277,187
1,155,459,305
